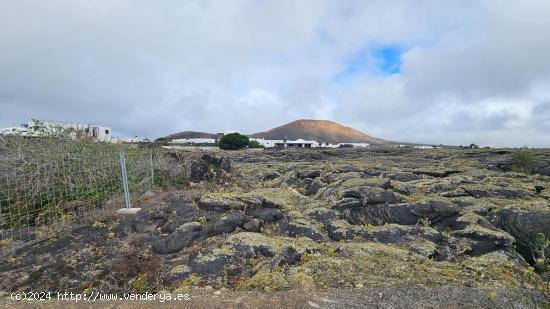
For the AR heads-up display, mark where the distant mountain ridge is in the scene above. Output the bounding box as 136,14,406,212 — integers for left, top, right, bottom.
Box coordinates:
250,119,391,145
167,131,217,140
165,119,393,145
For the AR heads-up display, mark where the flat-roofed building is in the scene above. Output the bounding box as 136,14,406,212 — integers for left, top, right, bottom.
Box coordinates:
0,120,111,142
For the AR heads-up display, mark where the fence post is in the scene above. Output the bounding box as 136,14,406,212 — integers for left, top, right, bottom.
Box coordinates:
119,150,131,209
150,151,154,187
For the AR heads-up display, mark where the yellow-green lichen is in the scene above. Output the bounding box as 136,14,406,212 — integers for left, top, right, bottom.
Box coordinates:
237,271,290,292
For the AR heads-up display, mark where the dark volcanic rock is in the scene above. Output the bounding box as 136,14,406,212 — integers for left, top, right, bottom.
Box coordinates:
283,175,306,188
198,195,262,212
428,183,458,193
385,172,422,182
342,186,405,205
267,246,301,270
305,178,324,196
164,265,192,284
326,220,360,241
364,225,443,244
128,218,154,233
242,218,263,232
279,220,325,241
202,153,231,171
464,189,492,198
160,221,180,234
307,208,341,224
453,228,515,256
341,200,460,226
464,187,527,199
153,222,203,254
190,154,231,181
262,171,280,181
190,161,211,181
188,251,229,276
489,209,550,262
248,207,284,222
206,211,250,236
297,170,321,179
492,188,526,199
412,170,461,178
332,197,362,212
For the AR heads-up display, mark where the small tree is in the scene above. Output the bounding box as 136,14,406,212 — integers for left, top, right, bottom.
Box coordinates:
219,133,249,150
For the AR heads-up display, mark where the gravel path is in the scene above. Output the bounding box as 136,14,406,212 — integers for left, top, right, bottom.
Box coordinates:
1,286,545,309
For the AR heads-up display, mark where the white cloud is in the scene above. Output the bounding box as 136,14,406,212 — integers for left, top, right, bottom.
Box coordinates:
1,0,549,146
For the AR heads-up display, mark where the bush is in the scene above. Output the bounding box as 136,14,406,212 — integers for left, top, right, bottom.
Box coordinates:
511,150,537,174
219,133,249,150
154,137,171,146
248,140,264,148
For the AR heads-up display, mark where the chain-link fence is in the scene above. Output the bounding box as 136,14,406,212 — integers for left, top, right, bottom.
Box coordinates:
0,136,189,255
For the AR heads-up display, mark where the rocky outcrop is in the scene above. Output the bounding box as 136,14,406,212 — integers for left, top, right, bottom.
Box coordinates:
206,211,251,236
335,200,460,226
190,154,231,181
385,172,423,182
489,209,550,262
4,147,550,297
153,222,203,254
341,186,405,205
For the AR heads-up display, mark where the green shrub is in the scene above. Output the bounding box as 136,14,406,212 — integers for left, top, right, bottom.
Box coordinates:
154,137,171,146
248,140,264,148
219,133,249,150
511,150,537,174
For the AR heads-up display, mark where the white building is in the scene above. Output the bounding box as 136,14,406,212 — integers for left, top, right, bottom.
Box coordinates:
250,138,369,148
172,138,217,144
334,142,370,148
110,137,141,143
0,120,112,142
413,145,435,149
250,138,318,148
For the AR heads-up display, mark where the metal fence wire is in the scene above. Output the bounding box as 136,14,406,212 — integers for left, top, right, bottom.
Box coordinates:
0,136,183,255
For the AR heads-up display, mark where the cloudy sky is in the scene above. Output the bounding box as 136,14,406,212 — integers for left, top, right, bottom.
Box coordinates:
1,0,549,146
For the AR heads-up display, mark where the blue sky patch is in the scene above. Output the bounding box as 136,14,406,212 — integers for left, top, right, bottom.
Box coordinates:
333,45,403,82
375,46,402,75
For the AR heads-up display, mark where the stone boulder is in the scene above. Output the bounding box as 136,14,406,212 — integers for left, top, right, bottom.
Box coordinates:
206,211,251,236
262,171,280,181
188,247,233,276
248,207,284,222
305,179,324,196
296,170,321,179
385,172,422,182
306,207,341,224
326,220,363,241
279,219,325,242
339,200,460,226
341,186,405,205
489,209,550,262
198,195,260,212
190,154,231,181
267,246,302,271
153,222,203,254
